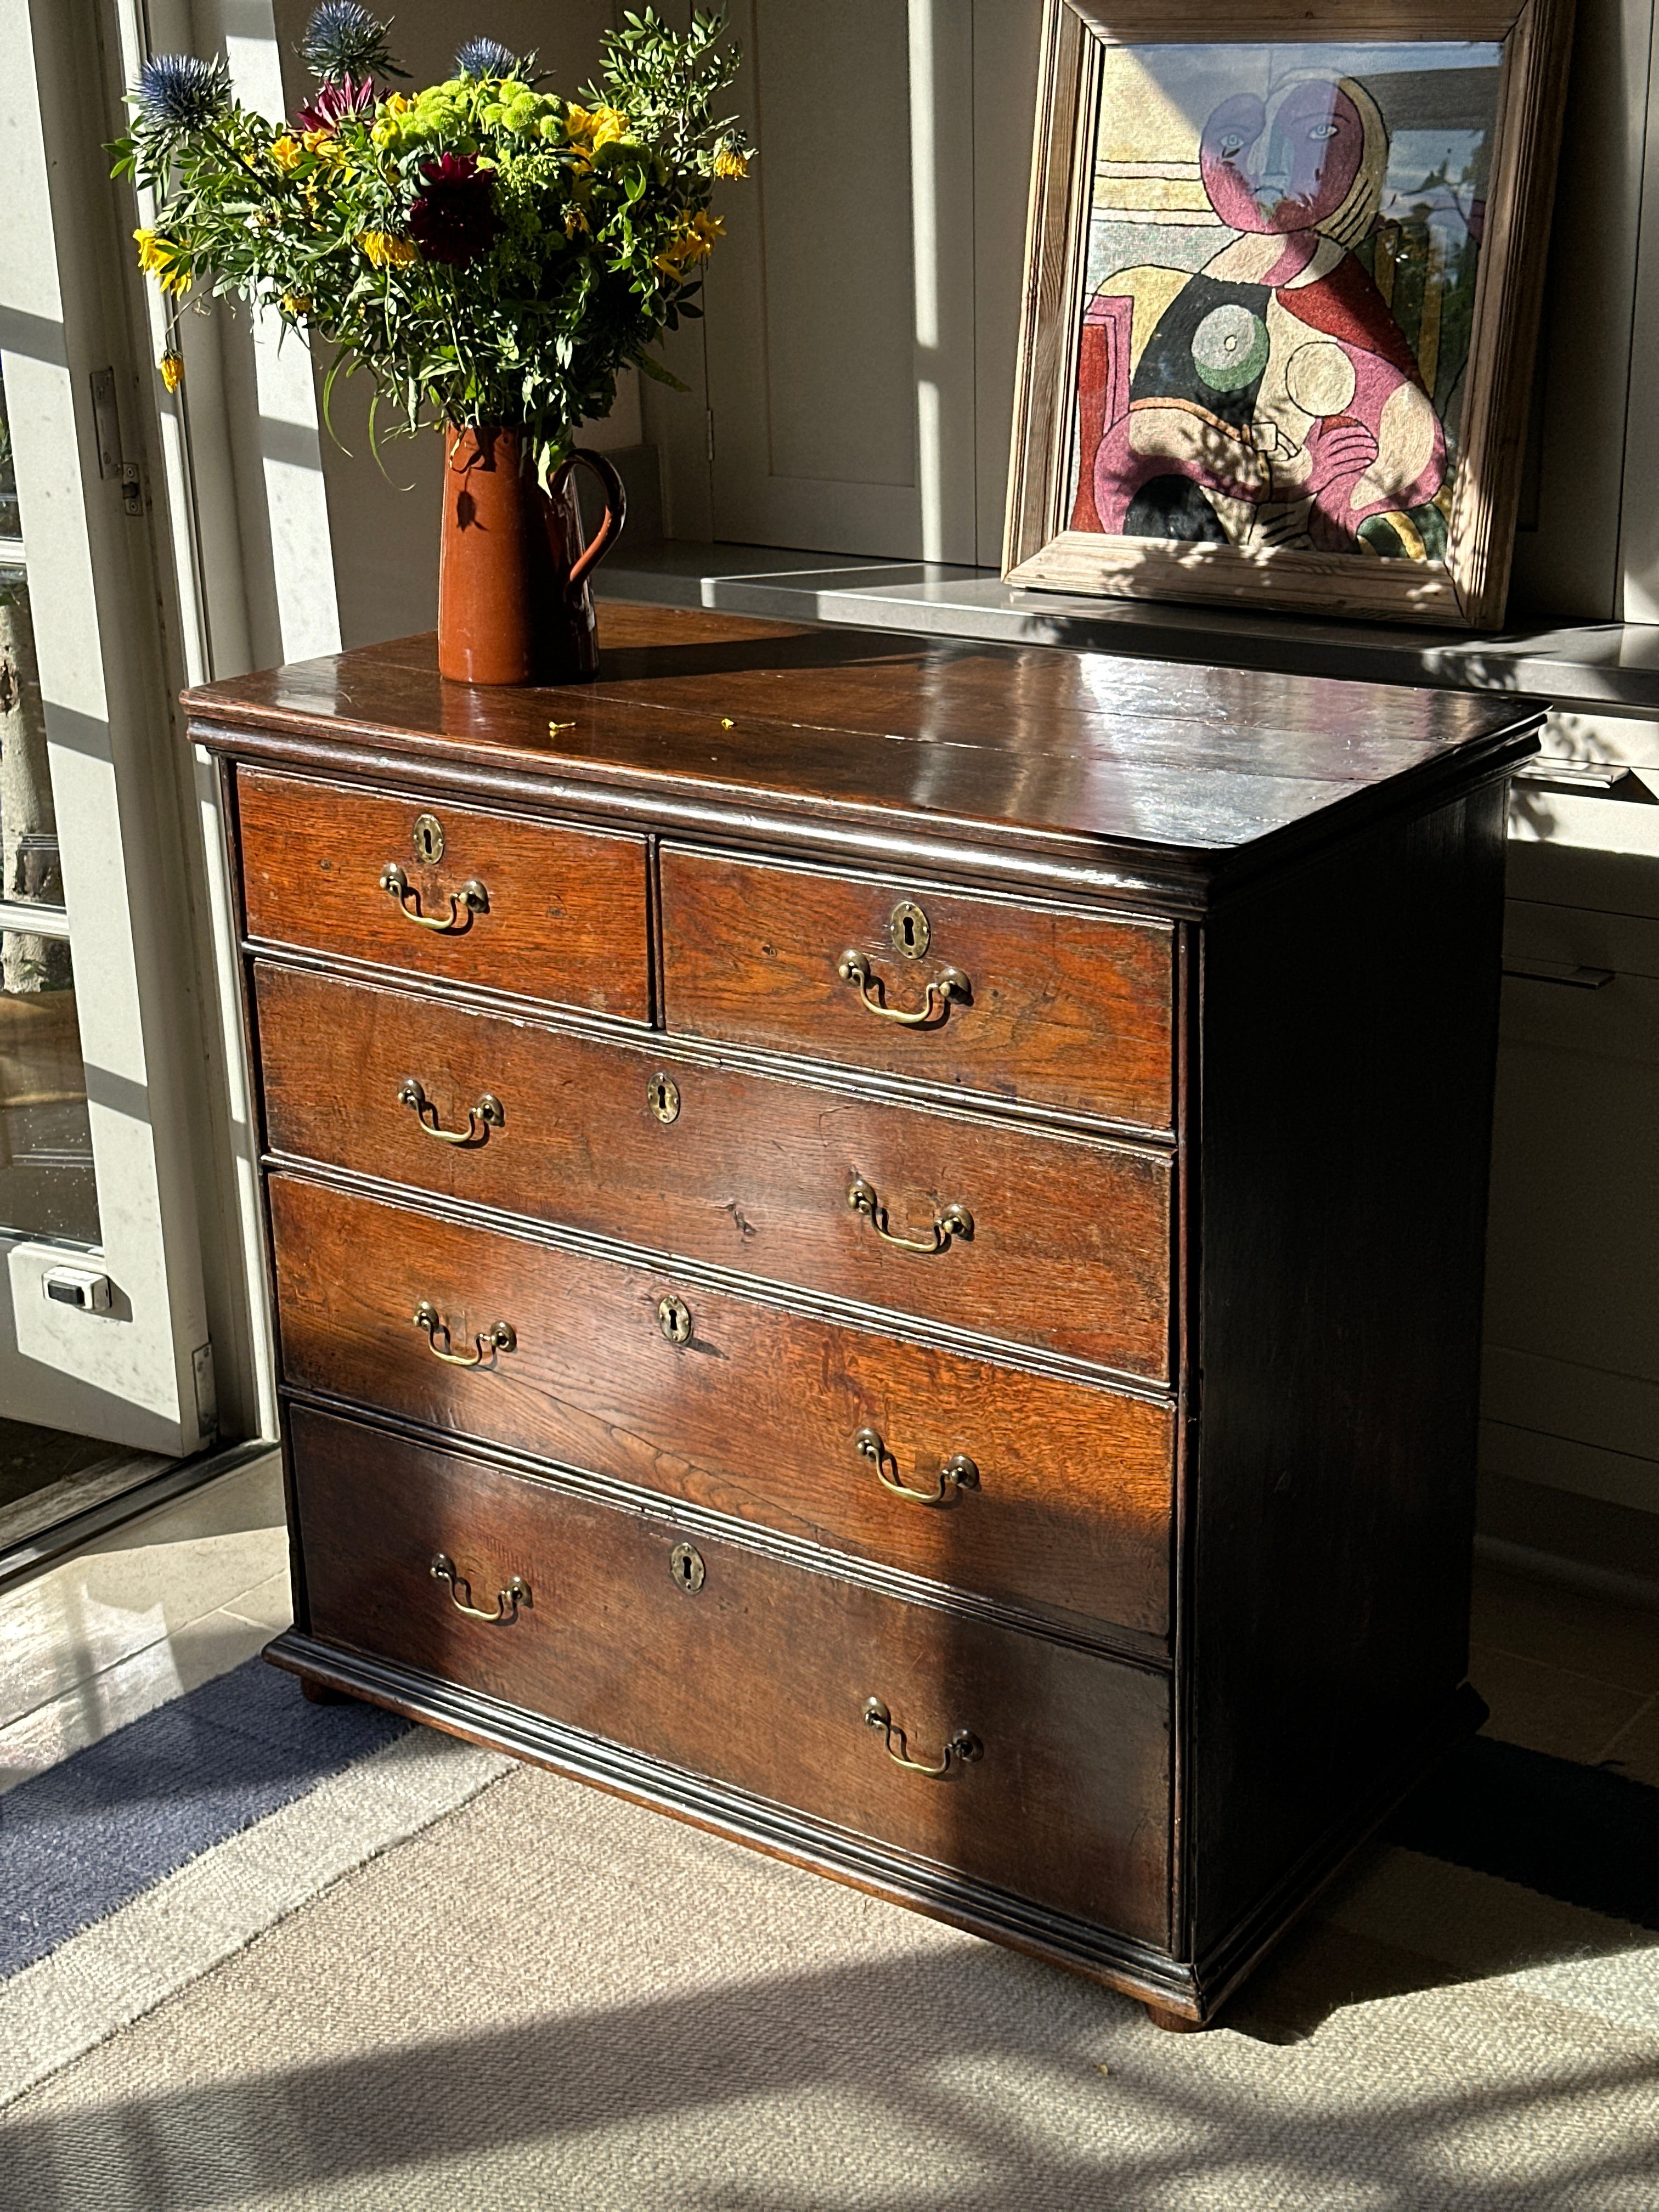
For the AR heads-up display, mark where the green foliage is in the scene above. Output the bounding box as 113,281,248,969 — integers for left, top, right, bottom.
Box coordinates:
111,9,749,472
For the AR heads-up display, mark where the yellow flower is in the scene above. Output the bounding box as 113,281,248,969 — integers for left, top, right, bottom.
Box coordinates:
713,143,749,179
653,207,724,276
280,292,312,316
381,92,413,118
270,132,304,172
563,102,630,160
301,128,345,162
359,229,417,268
563,204,590,237
133,227,190,297
158,350,184,393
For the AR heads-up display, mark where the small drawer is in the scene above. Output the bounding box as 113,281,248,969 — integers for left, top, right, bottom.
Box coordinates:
257,965,1172,1380
660,848,1175,1131
236,768,650,1021
291,1401,1172,1943
270,1173,1175,1639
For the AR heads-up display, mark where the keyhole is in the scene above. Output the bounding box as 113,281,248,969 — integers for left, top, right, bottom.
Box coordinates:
649,1073,681,1125
412,812,444,865
657,1294,692,1344
889,900,930,960
669,1543,705,1593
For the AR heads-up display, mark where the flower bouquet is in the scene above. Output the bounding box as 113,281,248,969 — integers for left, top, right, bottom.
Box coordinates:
112,4,749,682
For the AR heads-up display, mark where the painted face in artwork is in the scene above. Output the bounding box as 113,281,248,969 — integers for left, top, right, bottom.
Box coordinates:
1199,81,1365,236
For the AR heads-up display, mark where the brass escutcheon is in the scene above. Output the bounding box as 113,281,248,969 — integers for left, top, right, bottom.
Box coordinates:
648,1073,681,1125
847,1176,973,1256
669,1542,706,1593
657,1294,693,1344
889,900,930,960
862,1696,981,1779
430,1551,530,1624
411,812,445,865
855,1427,979,1507
398,1078,504,1147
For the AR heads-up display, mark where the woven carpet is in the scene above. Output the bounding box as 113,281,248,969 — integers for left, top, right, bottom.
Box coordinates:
1,1661,1657,2211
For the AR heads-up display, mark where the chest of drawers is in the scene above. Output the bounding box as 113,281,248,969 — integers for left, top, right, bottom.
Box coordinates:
188,604,1542,2027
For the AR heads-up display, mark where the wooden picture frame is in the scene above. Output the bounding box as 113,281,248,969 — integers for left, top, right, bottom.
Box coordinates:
1003,0,1574,627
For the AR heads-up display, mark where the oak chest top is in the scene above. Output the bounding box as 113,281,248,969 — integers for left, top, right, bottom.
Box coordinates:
186,601,1545,908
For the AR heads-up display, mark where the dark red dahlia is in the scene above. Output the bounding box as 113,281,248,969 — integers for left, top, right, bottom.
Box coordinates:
293,72,377,133
408,153,502,265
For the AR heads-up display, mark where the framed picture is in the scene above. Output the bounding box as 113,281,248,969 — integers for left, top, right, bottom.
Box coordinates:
1003,0,1573,627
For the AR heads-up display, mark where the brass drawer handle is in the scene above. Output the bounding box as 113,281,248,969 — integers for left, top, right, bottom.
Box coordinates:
430,1551,531,1623
412,1301,516,1367
398,1078,504,1147
837,949,967,1027
863,1696,981,1778
847,1175,973,1255
855,1427,979,1506
379,862,488,933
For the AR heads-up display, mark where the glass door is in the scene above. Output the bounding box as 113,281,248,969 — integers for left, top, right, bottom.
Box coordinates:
0,0,216,1525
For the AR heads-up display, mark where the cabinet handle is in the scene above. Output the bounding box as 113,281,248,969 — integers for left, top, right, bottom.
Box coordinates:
380,862,488,933
862,1696,981,1778
411,1301,516,1367
855,1427,979,1506
1502,959,1615,990
398,1077,504,1146
847,1175,972,1254
837,949,968,1026
430,1551,531,1623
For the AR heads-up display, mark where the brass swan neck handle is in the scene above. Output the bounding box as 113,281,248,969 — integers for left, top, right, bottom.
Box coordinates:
380,862,488,933
837,949,968,1027
863,1696,981,1778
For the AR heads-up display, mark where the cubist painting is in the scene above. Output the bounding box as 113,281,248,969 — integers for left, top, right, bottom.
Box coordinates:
1070,43,1501,565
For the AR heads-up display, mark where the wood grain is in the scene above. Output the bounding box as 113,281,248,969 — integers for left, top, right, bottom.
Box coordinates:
268,1171,1175,1638
188,610,1544,904
236,765,651,1020
291,1400,1173,1943
659,846,1175,1132
256,964,1175,1379
1187,785,1509,1952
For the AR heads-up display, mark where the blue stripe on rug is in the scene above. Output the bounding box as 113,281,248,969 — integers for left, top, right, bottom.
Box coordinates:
0,1658,408,1980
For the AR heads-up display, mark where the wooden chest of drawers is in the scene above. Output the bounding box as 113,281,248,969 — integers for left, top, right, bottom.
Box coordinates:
188,604,1542,2026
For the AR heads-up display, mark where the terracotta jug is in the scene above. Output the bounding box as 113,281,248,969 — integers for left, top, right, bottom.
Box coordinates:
437,426,626,686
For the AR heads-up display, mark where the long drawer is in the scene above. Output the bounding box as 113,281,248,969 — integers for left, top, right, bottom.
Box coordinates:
256,963,1172,1381
236,768,650,1021
291,1401,1172,1943
660,846,1175,1131
269,1173,1175,1639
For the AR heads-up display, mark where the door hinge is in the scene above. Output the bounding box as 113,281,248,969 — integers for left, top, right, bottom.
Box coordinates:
89,366,144,517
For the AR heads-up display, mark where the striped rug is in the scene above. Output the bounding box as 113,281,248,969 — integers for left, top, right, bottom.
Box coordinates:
1,1659,1655,2209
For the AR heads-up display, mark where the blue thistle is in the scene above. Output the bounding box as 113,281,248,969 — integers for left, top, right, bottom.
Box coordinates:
134,53,232,132
454,36,519,80
298,2,405,83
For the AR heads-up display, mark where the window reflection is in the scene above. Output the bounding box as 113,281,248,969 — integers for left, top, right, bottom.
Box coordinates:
0,932,97,1244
